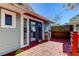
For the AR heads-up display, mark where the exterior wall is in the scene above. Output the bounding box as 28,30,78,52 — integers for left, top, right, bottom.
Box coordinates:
0,4,48,55
44,23,51,40
0,13,20,55
44,23,49,40
48,23,51,40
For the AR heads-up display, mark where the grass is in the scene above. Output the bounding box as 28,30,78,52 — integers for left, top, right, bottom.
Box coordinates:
15,49,23,55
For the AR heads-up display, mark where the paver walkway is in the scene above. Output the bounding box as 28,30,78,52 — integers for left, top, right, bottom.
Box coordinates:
16,41,67,56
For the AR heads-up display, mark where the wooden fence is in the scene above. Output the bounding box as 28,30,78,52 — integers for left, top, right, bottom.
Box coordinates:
51,25,73,39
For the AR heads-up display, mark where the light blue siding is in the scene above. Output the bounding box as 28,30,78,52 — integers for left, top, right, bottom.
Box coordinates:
0,14,20,55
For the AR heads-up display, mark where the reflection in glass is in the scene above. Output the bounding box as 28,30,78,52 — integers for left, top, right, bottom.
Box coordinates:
24,18,27,45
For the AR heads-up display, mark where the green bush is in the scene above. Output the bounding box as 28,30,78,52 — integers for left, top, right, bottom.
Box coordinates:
16,49,23,55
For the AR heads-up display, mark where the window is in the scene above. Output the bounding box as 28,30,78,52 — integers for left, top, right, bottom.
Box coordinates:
1,9,16,28
5,14,12,25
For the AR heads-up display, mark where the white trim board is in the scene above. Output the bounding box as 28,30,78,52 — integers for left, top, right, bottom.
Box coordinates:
20,13,30,48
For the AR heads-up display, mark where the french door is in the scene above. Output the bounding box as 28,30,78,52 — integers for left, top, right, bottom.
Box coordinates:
29,20,42,44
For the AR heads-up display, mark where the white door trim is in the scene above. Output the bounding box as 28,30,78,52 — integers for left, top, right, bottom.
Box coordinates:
20,13,23,48
20,14,45,48
20,13,29,48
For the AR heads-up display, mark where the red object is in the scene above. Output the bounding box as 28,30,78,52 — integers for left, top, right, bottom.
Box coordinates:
71,32,78,56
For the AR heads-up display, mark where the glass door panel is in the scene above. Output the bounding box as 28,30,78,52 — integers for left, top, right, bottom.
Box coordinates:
29,20,42,44
30,21,36,42
24,18,27,45
36,22,42,41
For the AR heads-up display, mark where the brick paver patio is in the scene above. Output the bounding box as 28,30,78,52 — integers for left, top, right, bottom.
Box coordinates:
16,41,67,56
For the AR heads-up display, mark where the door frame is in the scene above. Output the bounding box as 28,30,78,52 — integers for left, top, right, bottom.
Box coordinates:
20,14,45,48
20,14,29,48
25,15,45,42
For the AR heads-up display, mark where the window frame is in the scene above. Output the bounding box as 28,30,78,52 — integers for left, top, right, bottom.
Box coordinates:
1,9,16,28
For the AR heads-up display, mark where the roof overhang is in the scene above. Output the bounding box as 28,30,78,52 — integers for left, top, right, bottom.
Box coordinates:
0,3,26,13
24,12,49,23
13,3,54,23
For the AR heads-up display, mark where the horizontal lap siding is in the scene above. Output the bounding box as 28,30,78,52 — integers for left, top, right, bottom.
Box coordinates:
0,14,20,55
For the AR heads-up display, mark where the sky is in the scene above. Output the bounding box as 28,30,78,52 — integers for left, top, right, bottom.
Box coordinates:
29,3,79,25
